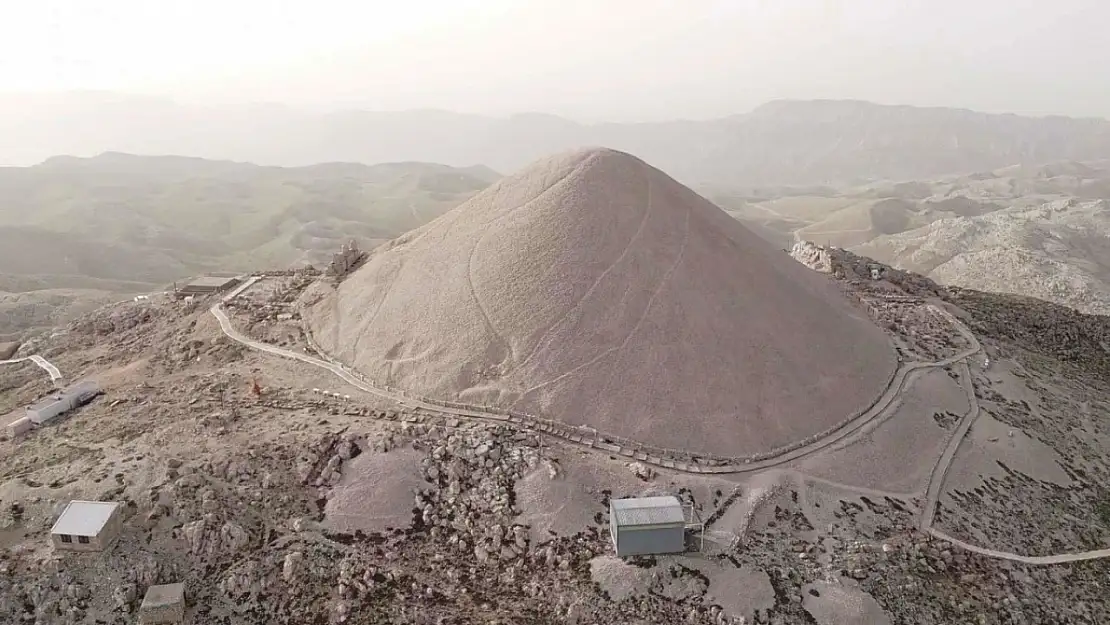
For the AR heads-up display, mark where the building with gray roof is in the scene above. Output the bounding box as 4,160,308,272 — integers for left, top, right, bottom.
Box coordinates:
174,275,241,298
608,495,688,557
25,379,100,425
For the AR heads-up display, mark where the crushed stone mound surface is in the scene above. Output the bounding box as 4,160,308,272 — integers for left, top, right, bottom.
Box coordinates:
306,148,896,457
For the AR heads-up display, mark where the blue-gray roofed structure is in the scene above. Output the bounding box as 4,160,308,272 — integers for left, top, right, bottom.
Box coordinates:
609,495,687,557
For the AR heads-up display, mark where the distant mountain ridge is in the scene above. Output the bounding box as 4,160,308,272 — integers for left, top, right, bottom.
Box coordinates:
4,94,1110,186
0,152,499,335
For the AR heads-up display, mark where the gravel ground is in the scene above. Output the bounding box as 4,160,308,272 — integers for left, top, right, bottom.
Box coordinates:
686,557,776,619
803,579,893,625
513,449,647,544
794,367,967,493
589,555,655,602
323,446,424,534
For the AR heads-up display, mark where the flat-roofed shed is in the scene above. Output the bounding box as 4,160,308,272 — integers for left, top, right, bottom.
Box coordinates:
49,500,123,552
177,276,240,295
608,495,687,557
140,582,186,624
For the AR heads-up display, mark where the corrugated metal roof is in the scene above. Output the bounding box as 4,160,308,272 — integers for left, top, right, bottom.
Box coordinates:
611,496,686,528
50,500,120,536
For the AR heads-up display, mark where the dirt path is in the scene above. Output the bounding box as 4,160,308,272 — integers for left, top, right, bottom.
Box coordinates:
0,354,63,385
915,331,1110,563
213,283,1110,565
919,360,978,531
922,530,1110,564
211,303,515,429
799,473,919,502
211,289,968,477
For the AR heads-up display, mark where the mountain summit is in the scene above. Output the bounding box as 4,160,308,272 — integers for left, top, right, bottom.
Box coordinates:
305,148,897,457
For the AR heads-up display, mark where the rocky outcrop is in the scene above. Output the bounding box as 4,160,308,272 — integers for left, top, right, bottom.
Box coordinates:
0,341,18,360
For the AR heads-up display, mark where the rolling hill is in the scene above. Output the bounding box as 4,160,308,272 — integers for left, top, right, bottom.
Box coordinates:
0,153,498,335
714,160,1110,316
855,199,1110,315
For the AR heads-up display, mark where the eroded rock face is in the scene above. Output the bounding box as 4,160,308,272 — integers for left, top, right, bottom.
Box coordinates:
295,431,364,486
790,241,833,274
283,552,304,583
627,462,656,482
180,515,250,558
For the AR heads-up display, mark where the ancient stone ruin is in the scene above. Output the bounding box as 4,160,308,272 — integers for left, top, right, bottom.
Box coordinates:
325,240,365,279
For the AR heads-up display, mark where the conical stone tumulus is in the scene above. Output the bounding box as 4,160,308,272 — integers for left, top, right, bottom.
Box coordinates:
305,148,897,457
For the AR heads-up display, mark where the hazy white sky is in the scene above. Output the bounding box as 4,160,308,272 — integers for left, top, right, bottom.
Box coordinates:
2,0,1108,121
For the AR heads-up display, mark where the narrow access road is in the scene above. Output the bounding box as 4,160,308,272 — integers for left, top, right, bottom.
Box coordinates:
28,356,62,382
922,530,1110,565
0,355,63,385
211,297,976,477
210,303,512,426
917,313,1110,564
213,289,1110,564
222,276,262,302
919,360,978,531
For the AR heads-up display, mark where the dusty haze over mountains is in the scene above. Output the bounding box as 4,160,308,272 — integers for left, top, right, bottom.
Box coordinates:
5,101,1110,336
5,0,1109,120
5,1,1110,186
9,97,1110,188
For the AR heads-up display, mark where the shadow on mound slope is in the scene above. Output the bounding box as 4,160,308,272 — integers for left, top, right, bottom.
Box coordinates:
306,148,897,457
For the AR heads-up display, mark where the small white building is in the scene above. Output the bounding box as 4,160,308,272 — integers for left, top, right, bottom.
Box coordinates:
50,500,123,552
139,583,186,624
6,414,33,438
25,380,100,425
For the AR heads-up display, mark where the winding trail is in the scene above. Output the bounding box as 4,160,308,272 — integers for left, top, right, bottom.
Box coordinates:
919,359,979,531
212,301,515,428
915,333,1110,563
211,295,969,476
921,531,1110,565
211,281,1110,565
0,354,63,385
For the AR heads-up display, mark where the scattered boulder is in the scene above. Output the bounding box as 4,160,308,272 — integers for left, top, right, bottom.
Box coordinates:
0,341,18,360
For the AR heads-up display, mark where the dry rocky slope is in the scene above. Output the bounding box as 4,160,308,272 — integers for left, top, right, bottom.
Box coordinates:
2,239,1110,623
717,160,1110,316
855,198,1110,315
305,148,897,458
